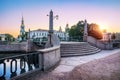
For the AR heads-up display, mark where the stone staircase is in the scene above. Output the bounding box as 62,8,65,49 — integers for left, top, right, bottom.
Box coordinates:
60,42,101,57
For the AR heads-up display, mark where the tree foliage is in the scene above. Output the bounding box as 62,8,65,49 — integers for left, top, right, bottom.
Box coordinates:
68,21,103,41
111,33,116,40
88,23,103,39
0,36,1,41
69,21,84,41
5,34,15,42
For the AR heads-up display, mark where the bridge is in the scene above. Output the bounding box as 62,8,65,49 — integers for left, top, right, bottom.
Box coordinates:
0,46,60,80
0,10,120,80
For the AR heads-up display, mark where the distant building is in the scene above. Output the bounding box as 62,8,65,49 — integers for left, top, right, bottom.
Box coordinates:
102,32,111,41
114,33,120,40
18,16,27,41
17,16,69,42
29,28,68,42
65,24,69,41
28,24,69,42
0,34,14,42
0,34,6,41
102,32,120,41
59,26,62,32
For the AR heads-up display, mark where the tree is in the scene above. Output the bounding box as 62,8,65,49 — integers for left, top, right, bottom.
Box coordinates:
69,21,103,41
69,21,84,41
88,23,103,39
111,33,116,40
5,34,15,42
0,36,1,41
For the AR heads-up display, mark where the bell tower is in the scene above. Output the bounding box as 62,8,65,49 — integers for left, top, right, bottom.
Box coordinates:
20,16,25,36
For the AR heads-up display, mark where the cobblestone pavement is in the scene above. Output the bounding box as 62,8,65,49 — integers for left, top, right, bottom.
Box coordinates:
53,49,120,73
22,49,120,80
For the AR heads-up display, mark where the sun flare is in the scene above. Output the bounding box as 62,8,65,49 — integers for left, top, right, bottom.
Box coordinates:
99,24,108,32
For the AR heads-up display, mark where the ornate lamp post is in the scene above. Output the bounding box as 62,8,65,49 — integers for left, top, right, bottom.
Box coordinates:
46,10,58,47
47,10,58,34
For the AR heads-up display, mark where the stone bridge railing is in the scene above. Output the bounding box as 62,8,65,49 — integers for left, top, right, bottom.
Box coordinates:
0,53,40,80
0,41,40,52
87,36,113,50
0,46,60,80
0,43,26,52
87,36,120,49
37,46,60,70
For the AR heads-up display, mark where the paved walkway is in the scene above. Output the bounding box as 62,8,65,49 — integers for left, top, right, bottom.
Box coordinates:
52,49,120,73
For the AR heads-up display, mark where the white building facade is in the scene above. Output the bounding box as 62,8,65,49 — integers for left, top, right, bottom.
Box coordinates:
0,34,6,41
29,29,68,42
102,33,112,41
102,32,120,41
115,33,120,40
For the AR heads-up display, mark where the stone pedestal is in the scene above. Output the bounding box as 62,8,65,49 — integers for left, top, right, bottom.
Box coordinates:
38,46,60,71
26,39,32,52
45,33,60,48
45,10,60,48
83,35,87,42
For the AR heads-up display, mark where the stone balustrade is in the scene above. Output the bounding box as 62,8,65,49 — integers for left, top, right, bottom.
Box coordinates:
87,36,113,50
0,44,26,52
0,41,39,52
37,46,60,70
0,45,60,80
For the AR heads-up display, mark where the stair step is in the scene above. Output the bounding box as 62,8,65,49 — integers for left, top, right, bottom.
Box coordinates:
61,49,101,54
60,49,99,53
60,42,101,57
61,50,101,57
60,47,97,50
61,47,98,50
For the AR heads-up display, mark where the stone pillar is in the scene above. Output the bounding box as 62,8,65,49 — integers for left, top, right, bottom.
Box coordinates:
83,19,88,42
28,29,30,40
45,10,60,48
49,10,53,34
26,39,31,52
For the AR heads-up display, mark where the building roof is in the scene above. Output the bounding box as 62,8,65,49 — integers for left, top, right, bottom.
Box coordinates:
31,29,48,32
30,29,65,33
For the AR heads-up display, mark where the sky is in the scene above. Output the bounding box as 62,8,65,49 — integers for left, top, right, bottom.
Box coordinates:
0,0,120,37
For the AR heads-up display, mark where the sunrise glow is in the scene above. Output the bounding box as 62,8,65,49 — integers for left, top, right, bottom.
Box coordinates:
99,25,108,32
0,0,120,37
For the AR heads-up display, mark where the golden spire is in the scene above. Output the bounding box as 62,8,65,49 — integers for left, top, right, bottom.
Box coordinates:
22,16,24,24
21,16,24,27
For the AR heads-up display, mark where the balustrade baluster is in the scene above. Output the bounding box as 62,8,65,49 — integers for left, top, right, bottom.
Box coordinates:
20,57,26,74
0,59,6,78
10,59,17,78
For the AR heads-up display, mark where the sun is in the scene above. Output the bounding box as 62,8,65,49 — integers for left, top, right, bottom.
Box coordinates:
99,24,108,32
100,26,105,30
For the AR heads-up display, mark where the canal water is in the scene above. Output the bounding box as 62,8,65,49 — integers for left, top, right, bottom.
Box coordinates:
0,53,41,80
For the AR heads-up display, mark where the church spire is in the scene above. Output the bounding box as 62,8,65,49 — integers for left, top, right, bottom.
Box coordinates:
20,16,25,35
65,24,69,33
21,16,24,26
59,26,62,32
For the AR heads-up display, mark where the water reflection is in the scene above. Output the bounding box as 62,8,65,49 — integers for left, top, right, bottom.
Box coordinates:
0,53,40,80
